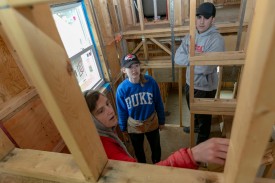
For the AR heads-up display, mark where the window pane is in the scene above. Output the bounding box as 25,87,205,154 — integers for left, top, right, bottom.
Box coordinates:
51,2,104,91
71,49,101,91
52,3,92,57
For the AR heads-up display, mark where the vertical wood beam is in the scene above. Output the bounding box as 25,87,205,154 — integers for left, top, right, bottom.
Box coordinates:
0,128,15,160
137,0,144,31
243,0,256,52
216,66,223,99
129,0,137,26
174,0,182,26
189,0,196,147
179,68,183,127
0,6,107,181
142,37,148,60
189,0,196,100
114,0,125,32
224,0,275,182
183,0,189,22
167,0,170,20
95,0,113,43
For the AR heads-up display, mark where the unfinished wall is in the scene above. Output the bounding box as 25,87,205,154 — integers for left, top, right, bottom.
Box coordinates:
0,32,65,153
0,35,28,104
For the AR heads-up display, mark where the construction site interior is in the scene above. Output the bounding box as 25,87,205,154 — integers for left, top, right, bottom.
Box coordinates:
0,0,275,182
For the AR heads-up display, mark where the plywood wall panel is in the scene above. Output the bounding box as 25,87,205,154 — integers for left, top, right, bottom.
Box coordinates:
0,36,28,104
2,96,62,151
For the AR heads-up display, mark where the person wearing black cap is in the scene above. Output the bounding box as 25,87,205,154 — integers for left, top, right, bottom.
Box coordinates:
175,2,225,145
116,54,165,163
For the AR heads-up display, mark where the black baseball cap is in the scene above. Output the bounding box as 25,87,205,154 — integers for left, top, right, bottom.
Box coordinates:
121,54,140,68
196,2,216,19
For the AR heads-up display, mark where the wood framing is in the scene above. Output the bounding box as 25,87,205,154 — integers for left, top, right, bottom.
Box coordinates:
0,4,107,181
1,0,275,182
224,0,275,181
0,128,14,160
0,87,37,120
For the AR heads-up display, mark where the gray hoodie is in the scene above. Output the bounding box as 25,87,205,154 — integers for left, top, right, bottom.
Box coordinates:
175,26,225,91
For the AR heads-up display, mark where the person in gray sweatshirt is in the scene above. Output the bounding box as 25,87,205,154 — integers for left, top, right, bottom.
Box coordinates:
175,2,225,144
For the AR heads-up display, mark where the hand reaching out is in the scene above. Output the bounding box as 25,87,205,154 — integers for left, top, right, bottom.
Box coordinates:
191,138,229,165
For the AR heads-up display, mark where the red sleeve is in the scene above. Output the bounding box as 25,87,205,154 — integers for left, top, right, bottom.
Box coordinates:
100,136,136,162
156,148,198,169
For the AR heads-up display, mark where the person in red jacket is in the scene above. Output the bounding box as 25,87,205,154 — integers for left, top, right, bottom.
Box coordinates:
84,90,229,168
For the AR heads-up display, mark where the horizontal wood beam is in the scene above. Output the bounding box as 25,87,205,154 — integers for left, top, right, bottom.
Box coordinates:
190,99,237,115
190,59,244,66
0,148,87,183
190,51,246,66
1,148,274,183
140,60,186,69
0,87,37,120
123,23,248,39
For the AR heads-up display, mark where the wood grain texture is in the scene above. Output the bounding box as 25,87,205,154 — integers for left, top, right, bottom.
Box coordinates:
0,128,14,160
224,0,275,182
3,96,62,151
0,35,28,104
0,6,107,181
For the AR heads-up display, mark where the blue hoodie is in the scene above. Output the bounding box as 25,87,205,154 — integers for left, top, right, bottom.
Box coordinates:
175,26,225,91
116,75,165,132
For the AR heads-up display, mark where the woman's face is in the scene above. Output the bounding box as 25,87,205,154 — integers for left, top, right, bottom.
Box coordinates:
122,63,141,83
92,94,117,128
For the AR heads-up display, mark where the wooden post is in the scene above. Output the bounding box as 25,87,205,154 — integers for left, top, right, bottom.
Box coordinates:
0,128,15,160
0,5,107,181
129,0,137,26
179,68,183,127
142,37,149,60
224,0,275,182
189,0,196,147
136,0,144,31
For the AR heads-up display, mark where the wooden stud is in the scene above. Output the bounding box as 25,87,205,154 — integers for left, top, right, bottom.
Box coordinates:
142,37,148,60
136,0,144,31
189,0,196,147
224,0,275,182
0,6,107,181
0,128,15,160
129,0,137,26
183,0,189,23
0,87,37,120
216,66,223,99
174,0,182,26
178,68,183,127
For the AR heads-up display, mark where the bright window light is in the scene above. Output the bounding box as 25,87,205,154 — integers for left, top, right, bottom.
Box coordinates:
51,2,104,91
